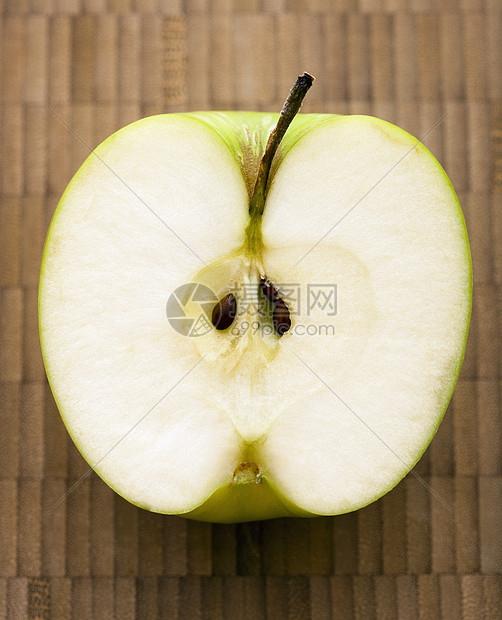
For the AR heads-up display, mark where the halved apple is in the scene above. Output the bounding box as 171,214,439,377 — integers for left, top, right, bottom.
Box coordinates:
39,77,471,522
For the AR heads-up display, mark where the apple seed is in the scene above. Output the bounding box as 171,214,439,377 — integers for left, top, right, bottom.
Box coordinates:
273,297,292,336
212,293,237,330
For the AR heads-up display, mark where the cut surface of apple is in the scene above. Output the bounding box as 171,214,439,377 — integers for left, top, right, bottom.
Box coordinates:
39,107,471,522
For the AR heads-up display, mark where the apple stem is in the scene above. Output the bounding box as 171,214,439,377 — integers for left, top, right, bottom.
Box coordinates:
249,72,315,222
245,73,315,257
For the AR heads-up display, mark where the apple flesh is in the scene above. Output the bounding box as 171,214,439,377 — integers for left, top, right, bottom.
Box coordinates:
39,109,471,522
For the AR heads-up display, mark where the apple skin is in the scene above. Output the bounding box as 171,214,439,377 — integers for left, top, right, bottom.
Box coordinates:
39,111,472,523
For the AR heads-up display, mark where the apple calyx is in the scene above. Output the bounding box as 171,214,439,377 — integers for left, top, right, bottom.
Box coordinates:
233,462,262,485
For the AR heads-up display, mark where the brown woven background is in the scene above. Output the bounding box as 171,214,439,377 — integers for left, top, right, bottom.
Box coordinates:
0,0,501,618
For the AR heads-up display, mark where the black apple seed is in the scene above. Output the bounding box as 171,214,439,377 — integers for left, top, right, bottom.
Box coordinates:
273,297,291,336
212,293,237,330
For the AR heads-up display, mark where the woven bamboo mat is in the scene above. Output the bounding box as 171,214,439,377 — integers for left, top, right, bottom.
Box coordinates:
0,1,501,618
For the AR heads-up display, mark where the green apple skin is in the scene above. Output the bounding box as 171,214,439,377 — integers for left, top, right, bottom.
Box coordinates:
39,111,472,523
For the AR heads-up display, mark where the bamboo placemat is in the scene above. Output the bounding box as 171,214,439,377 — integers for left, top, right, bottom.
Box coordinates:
1,1,501,618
